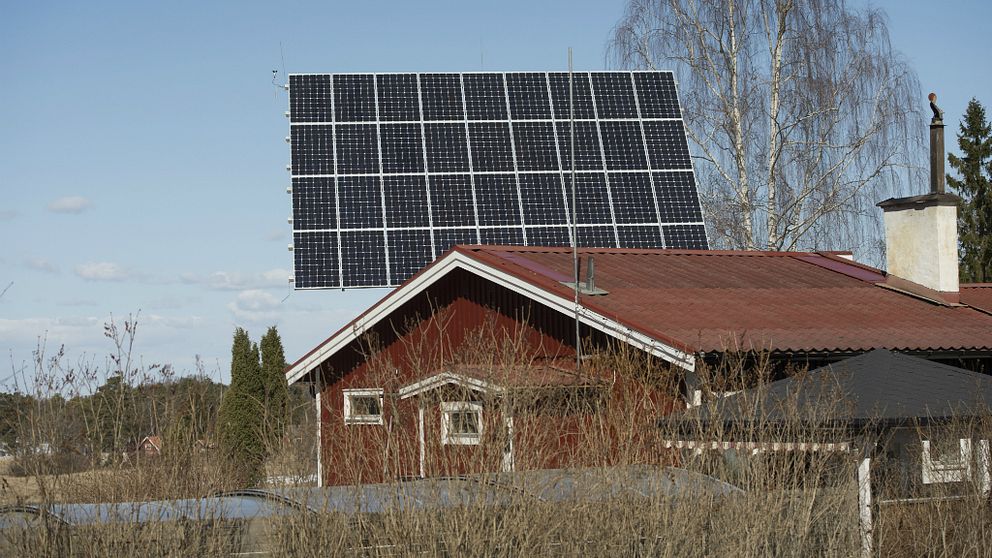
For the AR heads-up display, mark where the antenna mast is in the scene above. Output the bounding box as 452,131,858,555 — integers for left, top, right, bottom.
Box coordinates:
569,48,580,372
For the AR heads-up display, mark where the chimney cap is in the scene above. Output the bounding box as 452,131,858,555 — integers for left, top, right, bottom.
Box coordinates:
877,192,960,212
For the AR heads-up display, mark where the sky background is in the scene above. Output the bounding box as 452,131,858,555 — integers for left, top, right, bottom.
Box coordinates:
1,0,989,388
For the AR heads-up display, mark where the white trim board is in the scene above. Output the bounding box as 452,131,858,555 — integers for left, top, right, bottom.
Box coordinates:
399,371,502,400
285,249,695,385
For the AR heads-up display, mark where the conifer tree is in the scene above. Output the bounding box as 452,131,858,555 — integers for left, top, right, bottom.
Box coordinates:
948,99,992,282
259,326,289,442
218,328,265,486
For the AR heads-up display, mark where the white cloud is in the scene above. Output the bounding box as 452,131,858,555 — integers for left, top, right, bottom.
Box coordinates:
145,314,203,329
264,229,287,242
24,256,58,274
181,268,290,290
227,289,282,323
48,196,92,214
75,261,129,281
57,298,99,307
0,209,18,221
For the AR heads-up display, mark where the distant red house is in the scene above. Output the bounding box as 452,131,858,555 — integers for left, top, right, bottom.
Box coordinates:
137,435,162,457
286,245,992,486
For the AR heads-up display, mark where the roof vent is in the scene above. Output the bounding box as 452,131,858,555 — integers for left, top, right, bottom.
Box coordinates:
561,256,608,295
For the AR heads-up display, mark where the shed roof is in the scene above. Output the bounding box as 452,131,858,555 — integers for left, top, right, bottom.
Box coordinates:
685,350,992,428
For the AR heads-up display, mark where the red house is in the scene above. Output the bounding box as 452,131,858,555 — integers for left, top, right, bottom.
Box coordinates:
286,241,992,486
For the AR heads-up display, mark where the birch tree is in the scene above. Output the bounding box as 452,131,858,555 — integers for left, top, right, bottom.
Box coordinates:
610,0,922,258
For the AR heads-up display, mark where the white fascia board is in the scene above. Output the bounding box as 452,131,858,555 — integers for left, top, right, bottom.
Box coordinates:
398,371,502,399
285,251,695,385
285,252,471,385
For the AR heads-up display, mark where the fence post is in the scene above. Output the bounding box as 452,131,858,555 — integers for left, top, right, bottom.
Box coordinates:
858,456,873,557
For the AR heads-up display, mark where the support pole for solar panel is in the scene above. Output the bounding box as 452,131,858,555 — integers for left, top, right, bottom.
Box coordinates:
569,48,580,373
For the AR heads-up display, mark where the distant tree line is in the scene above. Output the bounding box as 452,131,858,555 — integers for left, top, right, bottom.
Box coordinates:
0,321,309,482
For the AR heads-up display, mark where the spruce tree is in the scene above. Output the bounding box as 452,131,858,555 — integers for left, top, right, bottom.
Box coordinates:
259,326,289,443
948,98,992,282
218,328,266,486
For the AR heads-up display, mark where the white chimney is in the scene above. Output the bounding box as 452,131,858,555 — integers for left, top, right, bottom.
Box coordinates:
877,93,961,299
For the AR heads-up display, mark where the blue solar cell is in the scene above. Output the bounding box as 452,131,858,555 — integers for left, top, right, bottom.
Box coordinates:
565,173,613,225
380,124,425,174
294,231,339,288
663,223,708,249
600,121,647,170
475,174,522,226
429,175,476,227
525,226,570,247
291,125,334,175
340,231,387,287
468,122,514,172
512,122,560,171
289,75,332,123
610,172,658,224
556,121,604,170
506,73,551,119
463,74,508,120
333,74,377,122
424,124,469,172
335,125,379,174
377,74,420,121
433,228,478,256
654,172,703,222
480,227,524,245
387,229,434,282
519,173,567,225
292,177,336,229
591,73,639,119
576,226,617,248
383,176,429,228
633,72,681,119
643,121,692,170
337,176,383,229
617,225,664,248
549,72,596,120
420,74,465,121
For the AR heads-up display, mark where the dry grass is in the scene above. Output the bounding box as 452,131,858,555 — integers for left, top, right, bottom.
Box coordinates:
2,327,991,557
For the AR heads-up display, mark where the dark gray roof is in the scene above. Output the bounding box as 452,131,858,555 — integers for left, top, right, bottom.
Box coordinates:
685,350,992,428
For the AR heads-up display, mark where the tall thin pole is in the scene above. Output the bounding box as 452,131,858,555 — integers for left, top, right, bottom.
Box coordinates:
569,48,580,372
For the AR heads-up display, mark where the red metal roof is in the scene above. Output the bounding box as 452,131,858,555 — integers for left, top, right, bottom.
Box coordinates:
286,246,992,380
962,284,992,313
456,246,992,355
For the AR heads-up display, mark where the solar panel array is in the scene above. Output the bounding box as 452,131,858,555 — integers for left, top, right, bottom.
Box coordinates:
287,71,707,288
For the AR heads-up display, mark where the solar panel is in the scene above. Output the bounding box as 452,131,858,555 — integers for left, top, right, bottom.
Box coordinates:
287,71,708,289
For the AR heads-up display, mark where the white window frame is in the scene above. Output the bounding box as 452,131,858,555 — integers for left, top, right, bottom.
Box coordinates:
343,388,384,425
922,438,972,484
441,401,483,445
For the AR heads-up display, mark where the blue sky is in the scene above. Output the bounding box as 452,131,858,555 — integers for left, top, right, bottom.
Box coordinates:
1,1,989,386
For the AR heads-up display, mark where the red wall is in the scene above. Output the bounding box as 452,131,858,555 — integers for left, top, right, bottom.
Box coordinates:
314,270,677,485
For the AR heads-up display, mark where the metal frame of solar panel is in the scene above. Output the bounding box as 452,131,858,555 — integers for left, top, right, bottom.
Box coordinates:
287,71,707,289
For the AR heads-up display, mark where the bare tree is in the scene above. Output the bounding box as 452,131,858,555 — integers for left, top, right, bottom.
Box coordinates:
610,0,923,260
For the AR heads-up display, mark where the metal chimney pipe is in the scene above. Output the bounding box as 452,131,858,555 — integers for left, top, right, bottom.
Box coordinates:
929,92,946,194
585,256,595,292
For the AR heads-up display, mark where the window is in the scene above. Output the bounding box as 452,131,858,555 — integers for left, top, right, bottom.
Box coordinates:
922,438,972,484
343,388,384,425
441,401,482,445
